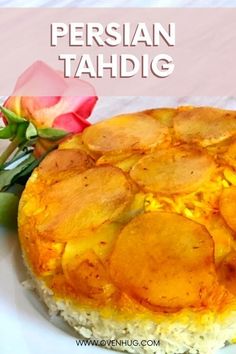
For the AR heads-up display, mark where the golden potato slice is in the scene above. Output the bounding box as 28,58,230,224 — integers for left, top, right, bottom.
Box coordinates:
219,186,236,232
63,222,121,262
130,146,216,194
206,137,234,156
62,222,121,299
59,134,83,150
174,107,236,147
217,251,236,296
203,214,233,263
29,239,64,276
115,154,145,172
144,108,176,128
224,167,236,186
116,192,145,223
36,166,133,241
37,149,94,182
64,253,114,300
109,212,216,310
96,151,137,165
59,133,96,158
82,113,169,154
223,141,236,169
96,152,144,172
18,215,64,276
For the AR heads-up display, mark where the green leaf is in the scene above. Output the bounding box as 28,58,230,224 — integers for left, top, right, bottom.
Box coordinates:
0,106,27,123
0,125,15,139
0,192,19,228
16,122,29,140
26,122,38,140
12,158,39,183
0,154,37,191
38,127,68,140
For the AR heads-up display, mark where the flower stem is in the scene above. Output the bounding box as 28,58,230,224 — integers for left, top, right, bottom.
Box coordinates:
0,137,19,167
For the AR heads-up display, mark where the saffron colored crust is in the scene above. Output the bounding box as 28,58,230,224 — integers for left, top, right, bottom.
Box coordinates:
18,106,236,354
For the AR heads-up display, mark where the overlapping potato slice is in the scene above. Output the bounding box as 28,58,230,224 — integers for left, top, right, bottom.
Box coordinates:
202,214,233,263
223,141,236,169
96,152,144,172
62,222,121,299
223,167,236,186
59,133,96,157
59,134,84,150
18,212,65,276
19,105,236,314
174,107,236,147
219,186,236,232
82,113,169,154
130,146,216,194
109,212,217,310
116,192,146,223
36,166,133,242
206,137,234,157
144,108,176,128
217,251,236,296
28,239,64,276
37,148,94,183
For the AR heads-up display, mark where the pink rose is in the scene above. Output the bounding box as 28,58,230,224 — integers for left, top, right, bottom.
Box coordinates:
3,61,98,133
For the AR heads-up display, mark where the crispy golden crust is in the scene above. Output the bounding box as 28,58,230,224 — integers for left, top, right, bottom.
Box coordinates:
37,148,95,183
18,106,236,317
219,186,236,232
109,212,217,310
223,140,236,169
21,165,133,243
174,106,236,146
82,113,170,154
130,146,216,194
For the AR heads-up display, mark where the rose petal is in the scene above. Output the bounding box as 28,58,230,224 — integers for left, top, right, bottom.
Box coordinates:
2,61,98,133
54,96,98,120
20,96,62,127
13,61,67,96
13,61,97,97
20,95,97,129
4,96,22,116
73,96,98,119
28,96,61,109
53,113,91,133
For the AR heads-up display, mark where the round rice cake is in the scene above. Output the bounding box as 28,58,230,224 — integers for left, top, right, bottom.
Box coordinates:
18,106,236,354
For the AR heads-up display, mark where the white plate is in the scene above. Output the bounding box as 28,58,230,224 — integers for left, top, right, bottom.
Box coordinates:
0,226,235,354
0,227,106,354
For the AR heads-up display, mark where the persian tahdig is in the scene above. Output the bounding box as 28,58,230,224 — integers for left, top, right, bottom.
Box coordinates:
19,106,236,354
